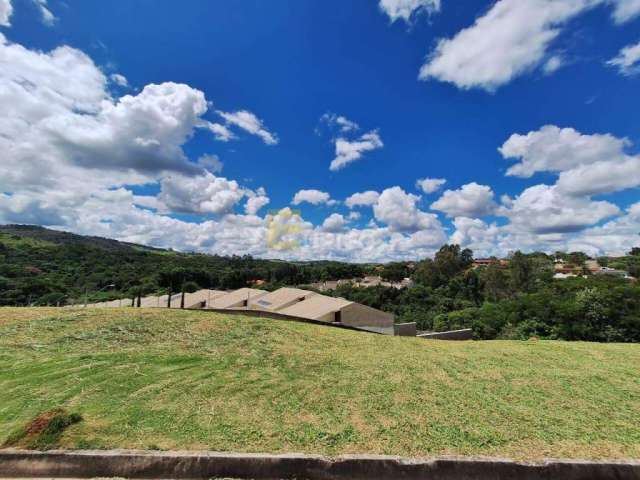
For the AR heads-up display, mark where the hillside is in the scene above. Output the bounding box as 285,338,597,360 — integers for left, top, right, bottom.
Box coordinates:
0,224,166,252
1,307,639,460
0,225,367,307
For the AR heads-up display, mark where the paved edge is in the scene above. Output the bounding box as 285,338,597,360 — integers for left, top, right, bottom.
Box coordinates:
1,450,639,480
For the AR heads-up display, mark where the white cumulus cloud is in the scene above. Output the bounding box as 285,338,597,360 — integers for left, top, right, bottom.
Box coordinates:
292,189,336,206
419,0,637,91
0,0,13,26
330,130,383,171
32,0,55,25
345,190,380,208
499,184,620,234
319,112,359,133
607,39,640,75
500,125,629,178
158,172,249,216
431,183,497,218
416,177,446,194
374,186,443,233
610,0,640,23
197,154,224,174
379,0,441,23
556,155,640,197
321,213,349,233
217,109,278,145
244,191,270,216
109,73,129,87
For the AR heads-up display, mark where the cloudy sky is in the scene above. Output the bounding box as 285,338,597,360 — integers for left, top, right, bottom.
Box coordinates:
1,0,639,261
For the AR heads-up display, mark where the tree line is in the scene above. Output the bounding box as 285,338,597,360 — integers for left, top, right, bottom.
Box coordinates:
1,226,639,342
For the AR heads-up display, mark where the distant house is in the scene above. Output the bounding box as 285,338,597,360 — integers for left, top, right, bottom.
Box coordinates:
594,267,632,278
472,258,508,269
584,260,601,273
358,275,383,286
553,272,584,280
554,260,583,275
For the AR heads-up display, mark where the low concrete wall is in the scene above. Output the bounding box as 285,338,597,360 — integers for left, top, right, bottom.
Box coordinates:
341,302,395,329
417,328,473,341
393,322,417,337
1,449,638,480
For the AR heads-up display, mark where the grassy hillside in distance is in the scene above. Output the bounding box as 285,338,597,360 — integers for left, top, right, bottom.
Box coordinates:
1,307,639,460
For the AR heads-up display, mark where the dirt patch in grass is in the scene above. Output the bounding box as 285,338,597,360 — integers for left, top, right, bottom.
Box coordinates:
3,408,83,450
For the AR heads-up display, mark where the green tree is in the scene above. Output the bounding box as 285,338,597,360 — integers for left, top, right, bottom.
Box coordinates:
481,265,509,302
380,263,409,282
413,245,473,288
509,251,533,293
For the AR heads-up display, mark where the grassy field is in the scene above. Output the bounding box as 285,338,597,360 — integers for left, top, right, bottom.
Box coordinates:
1,307,639,460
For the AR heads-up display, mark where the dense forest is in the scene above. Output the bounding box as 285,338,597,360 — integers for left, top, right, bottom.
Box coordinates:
323,245,640,342
2,225,639,342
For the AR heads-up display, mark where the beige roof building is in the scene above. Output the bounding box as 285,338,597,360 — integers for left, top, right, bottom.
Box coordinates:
97,298,129,308
208,288,268,309
279,293,394,332
140,295,166,308
81,285,396,335
181,289,227,309
140,293,181,308
249,287,316,312
279,294,352,322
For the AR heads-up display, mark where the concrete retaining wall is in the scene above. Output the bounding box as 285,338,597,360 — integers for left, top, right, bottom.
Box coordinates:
393,322,417,337
200,307,386,335
417,328,473,341
340,302,395,329
1,449,638,480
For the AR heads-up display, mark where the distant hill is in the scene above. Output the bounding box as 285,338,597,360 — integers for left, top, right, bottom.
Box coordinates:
0,224,166,253
0,225,367,306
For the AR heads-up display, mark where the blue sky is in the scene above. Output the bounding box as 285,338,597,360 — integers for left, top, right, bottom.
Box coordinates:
1,0,639,261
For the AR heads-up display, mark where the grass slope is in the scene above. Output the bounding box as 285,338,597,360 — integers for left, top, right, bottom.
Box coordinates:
1,308,639,460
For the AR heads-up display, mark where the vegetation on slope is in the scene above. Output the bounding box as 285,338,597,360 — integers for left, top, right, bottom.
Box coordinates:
1,308,639,459
321,246,640,342
0,225,367,306
2,226,640,342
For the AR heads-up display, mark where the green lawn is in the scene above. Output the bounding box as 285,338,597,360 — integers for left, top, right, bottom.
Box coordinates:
1,307,639,460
